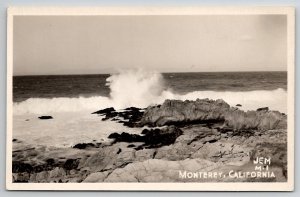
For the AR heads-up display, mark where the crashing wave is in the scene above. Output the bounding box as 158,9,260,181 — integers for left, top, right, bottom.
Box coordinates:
13,70,287,114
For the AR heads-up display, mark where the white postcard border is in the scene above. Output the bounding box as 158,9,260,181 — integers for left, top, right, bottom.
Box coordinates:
6,6,295,191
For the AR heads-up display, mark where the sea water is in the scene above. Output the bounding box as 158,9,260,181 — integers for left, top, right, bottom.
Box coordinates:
12,70,287,147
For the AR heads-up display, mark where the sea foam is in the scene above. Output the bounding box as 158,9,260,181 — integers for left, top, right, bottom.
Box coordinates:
13,70,287,114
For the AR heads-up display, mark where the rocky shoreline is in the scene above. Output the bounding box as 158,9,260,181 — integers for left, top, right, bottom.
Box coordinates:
12,98,287,183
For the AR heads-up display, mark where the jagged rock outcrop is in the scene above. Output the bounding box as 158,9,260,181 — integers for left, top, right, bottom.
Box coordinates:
139,99,287,130
13,99,288,183
140,99,229,126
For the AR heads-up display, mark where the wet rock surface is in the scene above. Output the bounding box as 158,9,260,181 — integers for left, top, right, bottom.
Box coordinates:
92,107,144,127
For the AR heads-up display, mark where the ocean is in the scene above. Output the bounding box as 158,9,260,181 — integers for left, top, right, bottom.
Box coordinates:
12,71,287,147
13,71,287,102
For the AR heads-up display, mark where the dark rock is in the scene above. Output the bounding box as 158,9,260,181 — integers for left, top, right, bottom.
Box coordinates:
124,107,142,111
134,146,144,151
236,104,242,107
93,107,118,121
205,139,218,144
73,143,95,149
257,107,269,112
122,121,136,128
232,129,256,137
12,161,33,173
12,139,17,142
117,107,144,127
143,126,183,148
63,159,79,171
108,132,123,139
108,132,144,143
30,158,61,173
186,127,221,145
33,165,48,173
46,158,55,165
92,107,115,114
95,143,102,147
105,112,118,119
218,127,233,133
72,143,96,149
117,148,122,154
38,116,53,120
93,107,144,127
108,126,183,149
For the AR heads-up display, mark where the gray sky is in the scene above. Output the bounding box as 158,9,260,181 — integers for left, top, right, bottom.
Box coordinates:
13,15,287,75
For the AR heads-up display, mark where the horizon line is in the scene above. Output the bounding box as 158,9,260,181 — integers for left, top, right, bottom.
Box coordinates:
13,70,288,77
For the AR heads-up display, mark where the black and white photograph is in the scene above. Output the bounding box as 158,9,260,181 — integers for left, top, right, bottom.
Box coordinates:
6,7,295,191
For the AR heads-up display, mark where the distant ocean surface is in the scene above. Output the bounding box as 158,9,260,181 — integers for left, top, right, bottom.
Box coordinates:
14,72,287,101
13,71,288,114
